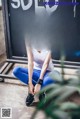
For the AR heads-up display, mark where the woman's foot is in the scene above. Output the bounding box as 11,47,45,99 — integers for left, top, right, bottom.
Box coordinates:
26,93,34,106
39,92,46,102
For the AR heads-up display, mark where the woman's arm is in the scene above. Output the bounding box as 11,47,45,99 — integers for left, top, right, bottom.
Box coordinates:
39,51,51,79
27,46,34,95
27,46,33,83
34,51,51,94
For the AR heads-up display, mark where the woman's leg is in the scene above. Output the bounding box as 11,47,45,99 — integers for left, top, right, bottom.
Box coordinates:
13,67,41,85
41,75,55,88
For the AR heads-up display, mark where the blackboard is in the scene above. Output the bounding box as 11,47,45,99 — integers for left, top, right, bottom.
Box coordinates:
2,0,80,62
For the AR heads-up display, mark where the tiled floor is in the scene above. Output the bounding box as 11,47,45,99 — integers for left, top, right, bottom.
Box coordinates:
0,82,45,119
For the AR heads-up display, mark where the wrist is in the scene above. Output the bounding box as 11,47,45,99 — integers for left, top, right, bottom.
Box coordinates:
37,79,43,85
28,81,32,85
39,76,43,79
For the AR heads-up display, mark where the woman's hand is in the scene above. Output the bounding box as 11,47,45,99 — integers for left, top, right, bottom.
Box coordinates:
29,83,34,95
34,84,41,94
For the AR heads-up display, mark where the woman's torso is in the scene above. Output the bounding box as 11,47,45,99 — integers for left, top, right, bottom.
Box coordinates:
32,48,54,71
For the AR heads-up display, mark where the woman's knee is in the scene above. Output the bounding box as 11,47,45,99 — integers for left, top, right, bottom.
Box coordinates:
42,76,55,87
13,67,21,76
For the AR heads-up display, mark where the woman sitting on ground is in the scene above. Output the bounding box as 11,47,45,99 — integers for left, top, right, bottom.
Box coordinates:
13,46,55,106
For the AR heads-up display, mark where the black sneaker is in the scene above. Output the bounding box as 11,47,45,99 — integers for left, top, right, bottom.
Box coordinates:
39,92,46,102
26,93,34,106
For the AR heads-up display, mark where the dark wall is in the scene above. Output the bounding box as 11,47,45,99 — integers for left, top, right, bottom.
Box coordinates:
7,0,80,61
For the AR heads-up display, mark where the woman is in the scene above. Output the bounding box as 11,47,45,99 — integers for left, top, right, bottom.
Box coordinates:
13,46,55,106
